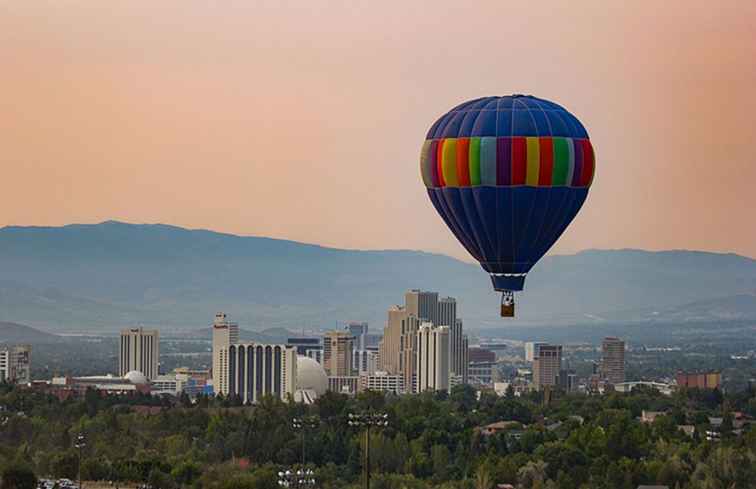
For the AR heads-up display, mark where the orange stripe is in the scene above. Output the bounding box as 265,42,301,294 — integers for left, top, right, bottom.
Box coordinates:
538,137,554,186
456,138,470,186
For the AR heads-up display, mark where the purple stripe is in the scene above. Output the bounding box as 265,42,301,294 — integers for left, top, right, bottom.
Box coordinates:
429,140,440,187
571,139,583,186
496,137,512,185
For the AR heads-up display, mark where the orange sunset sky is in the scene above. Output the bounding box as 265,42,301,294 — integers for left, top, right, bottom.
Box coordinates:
1,1,755,260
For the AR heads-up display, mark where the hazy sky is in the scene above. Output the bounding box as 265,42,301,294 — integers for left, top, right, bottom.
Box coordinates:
2,1,755,260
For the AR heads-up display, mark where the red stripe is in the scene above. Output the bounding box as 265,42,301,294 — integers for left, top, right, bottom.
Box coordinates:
538,137,554,186
456,138,470,186
579,140,594,186
436,139,446,187
511,137,527,185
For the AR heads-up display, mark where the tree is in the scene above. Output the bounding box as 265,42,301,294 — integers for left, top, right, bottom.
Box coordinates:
1,466,36,489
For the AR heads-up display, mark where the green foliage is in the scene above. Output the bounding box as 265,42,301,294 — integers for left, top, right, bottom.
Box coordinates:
1,465,36,489
0,381,754,488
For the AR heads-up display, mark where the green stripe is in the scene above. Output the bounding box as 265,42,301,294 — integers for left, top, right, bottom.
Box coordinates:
552,138,569,185
469,137,481,185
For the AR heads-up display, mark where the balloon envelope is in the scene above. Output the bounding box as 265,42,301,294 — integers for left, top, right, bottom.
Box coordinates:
420,95,595,293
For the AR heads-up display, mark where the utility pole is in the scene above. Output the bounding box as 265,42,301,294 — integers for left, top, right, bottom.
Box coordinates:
74,433,86,489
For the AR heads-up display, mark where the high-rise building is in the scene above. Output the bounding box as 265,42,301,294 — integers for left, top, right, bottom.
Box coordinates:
346,321,369,350
212,312,239,394
0,350,7,382
525,342,548,362
533,344,562,389
323,331,354,376
380,290,468,392
226,343,297,403
119,327,159,380
353,348,379,375
287,337,323,363
405,289,439,325
601,337,626,384
0,345,31,384
416,323,450,392
379,305,421,383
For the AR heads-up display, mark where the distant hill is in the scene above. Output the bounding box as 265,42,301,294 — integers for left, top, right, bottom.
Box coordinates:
0,221,754,332
0,321,59,344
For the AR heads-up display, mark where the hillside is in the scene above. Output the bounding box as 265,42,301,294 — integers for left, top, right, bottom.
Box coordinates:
0,221,754,332
0,321,59,344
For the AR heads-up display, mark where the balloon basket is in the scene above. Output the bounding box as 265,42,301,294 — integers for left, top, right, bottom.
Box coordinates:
500,291,515,318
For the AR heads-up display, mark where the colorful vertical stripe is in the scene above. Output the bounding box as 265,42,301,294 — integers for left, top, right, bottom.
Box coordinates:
479,137,497,185
441,138,458,187
469,137,481,185
525,137,540,186
423,136,595,188
456,138,470,186
511,137,527,185
538,137,554,186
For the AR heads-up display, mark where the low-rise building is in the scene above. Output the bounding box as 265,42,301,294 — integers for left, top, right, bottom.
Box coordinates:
359,371,404,394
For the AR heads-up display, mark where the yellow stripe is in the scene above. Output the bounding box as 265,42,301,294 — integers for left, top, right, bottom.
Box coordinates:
442,138,458,187
526,137,540,186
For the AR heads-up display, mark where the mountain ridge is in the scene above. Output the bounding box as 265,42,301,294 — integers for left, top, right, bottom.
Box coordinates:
0,221,754,332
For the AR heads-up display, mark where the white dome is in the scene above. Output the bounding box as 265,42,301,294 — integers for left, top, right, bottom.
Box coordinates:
296,356,327,396
124,370,148,384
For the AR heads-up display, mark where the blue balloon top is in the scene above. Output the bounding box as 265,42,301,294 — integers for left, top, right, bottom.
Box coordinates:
425,95,589,140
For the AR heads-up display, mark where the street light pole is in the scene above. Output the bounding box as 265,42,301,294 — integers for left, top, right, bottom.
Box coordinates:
292,416,319,467
348,412,388,489
277,468,316,488
74,433,86,489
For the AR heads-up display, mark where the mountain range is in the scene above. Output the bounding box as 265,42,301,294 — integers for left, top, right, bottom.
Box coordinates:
0,221,754,333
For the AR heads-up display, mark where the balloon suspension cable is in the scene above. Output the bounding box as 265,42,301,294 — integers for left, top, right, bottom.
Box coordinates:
500,291,515,318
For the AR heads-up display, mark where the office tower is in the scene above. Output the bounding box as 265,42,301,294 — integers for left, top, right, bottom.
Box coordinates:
379,306,419,375
346,321,369,350
559,369,578,392
212,312,239,394
323,331,354,376
119,327,159,380
405,289,438,325
0,350,7,382
437,296,456,327
0,345,31,384
468,347,496,363
286,337,323,363
601,337,626,384
525,342,548,362
416,324,450,392
449,318,467,380
353,348,379,375
532,344,562,389
226,343,297,403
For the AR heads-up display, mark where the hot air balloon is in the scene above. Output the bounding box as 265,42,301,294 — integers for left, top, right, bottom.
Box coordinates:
420,95,595,317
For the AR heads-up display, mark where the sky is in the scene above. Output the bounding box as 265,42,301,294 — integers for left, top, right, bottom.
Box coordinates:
1,1,755,260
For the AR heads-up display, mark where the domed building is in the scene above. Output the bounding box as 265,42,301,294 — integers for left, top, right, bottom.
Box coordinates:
124,370,149,385
295,355,327,403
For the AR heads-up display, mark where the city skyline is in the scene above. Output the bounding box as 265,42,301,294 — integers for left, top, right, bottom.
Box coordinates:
2,2,755,261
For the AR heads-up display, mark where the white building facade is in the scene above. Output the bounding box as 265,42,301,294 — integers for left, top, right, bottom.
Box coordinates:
226,343,297,403
416,323,450,392
212,312,239,395
119,328,159,380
